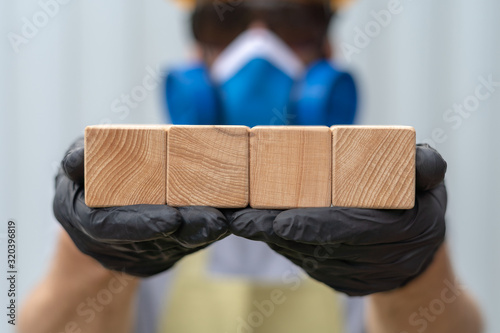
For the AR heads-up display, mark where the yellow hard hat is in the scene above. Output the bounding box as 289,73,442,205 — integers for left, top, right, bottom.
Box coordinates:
173,0,350,10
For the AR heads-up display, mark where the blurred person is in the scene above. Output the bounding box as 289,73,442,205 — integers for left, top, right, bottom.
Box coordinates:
19,0,483,333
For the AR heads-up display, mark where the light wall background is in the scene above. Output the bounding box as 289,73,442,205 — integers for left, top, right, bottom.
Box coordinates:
0,0,498,332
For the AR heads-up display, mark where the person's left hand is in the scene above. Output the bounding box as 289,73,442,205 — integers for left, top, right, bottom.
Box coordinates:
229,144,447,296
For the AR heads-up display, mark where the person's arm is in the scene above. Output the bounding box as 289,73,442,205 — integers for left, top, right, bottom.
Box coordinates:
366,243,483,333
18,230,139,333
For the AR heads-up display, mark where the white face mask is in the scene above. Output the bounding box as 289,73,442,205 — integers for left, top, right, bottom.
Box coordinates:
210,27,305,85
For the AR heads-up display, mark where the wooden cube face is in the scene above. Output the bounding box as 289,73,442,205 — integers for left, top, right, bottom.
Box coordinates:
331,126,416,209
250,126,332,209
167,126,249,208
85,125,168,207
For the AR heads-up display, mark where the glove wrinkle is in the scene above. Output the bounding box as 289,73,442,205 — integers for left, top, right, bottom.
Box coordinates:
173,207,230,248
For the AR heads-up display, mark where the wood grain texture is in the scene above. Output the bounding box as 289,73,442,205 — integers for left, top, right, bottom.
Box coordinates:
331,126,416,209
167,125,249,208
250,126,332,209
85,125,169,207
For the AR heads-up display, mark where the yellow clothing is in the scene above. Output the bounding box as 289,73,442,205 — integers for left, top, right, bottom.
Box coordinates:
159,249,344,333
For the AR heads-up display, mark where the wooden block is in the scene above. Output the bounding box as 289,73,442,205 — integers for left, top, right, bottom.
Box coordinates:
85,125,168,207
331,126,416,209
250,126,332,209
167,125,249,208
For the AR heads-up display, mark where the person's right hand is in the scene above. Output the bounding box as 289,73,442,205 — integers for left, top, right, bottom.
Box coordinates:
229,144,448,296
53,138,230,277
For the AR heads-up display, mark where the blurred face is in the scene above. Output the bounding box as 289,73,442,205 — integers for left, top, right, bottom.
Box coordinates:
191,0,333,66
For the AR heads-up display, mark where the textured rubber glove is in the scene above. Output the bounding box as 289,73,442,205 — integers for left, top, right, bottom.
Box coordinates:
230,144,447,296
53,138,230,277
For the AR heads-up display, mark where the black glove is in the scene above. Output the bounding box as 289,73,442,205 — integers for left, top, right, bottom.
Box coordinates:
53,138,230,277
230,144,447,296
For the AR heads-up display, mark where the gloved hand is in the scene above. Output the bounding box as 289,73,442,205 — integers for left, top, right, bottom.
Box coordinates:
53,138,230,277
230,144,447,296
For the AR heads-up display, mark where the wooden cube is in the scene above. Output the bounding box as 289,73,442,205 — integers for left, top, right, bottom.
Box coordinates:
331,126,416,209
85,125,168,207
250,126,332,209
167,125,249,208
